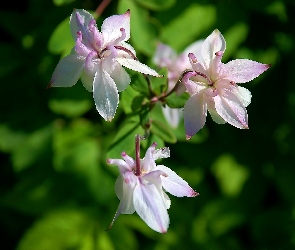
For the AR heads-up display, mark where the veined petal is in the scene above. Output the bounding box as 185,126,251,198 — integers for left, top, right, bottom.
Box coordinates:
221,59,270,83
49,54,84,88
202,29,226,69
142,142,157,173
207,96,226,124
70,9,94,48
109,63,131,92
153,43,177,67
93,66,119,121
214,90,249,129
116,58,160,77
133,179,169,233
184,91,207,140
156,165,199,197
102,10,130,46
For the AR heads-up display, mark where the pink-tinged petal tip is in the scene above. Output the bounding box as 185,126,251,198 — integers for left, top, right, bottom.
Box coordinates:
192,191,200,197
186,135,192,140
121,152,127,157
106,159,112,164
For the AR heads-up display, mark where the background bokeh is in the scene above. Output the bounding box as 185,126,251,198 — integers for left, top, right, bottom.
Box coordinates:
1,0,295,249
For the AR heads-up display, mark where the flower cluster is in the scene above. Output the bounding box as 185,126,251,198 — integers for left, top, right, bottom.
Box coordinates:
49,9,270,233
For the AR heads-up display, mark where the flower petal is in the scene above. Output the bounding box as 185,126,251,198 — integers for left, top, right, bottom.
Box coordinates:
183,40,204,60
133,179,169,233
202,29,226,69
116,58,160,77
93,66,119,121
109,63,131,92
142,142,156,173
153,43,177,67
49,54,84,88
221,59,270,83
207,96,226,124
153,147,170,160
102,10,130,46
235,86,252,107
70,9,95,48
107,158,133,173
156,165,199,197
107,173,136,230
162,106,182,128
184,91,207,139
214,90,249,129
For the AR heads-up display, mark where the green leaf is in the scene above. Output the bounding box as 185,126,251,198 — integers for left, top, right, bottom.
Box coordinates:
53,0,76,6
16,208,111,250
139,104,150,128
131,95,146,112
151,67,168,95
126,68,150,95
48,17,73,56
161,4,216,51
49,99,92,118
118,0,158,55
0,124,26,152
12,125,53,172
107,117,144,159
165,92,189,108
120,85,140,114
150,119,177,143
222,23,249,61
135,0,176,11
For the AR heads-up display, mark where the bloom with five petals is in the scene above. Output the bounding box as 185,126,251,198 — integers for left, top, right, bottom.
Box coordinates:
183,29,270,139
107,140,198,233
49,9,159,121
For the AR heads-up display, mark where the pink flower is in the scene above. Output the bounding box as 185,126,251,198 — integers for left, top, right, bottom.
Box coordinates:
107,140,198,233
49,9,159,121
183,29,270,139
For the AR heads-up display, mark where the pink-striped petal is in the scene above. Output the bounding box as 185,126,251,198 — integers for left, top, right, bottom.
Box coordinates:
221,59,270,83
214,90,249,129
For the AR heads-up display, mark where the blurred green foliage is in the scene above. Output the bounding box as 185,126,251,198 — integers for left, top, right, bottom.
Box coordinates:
1,0,295,249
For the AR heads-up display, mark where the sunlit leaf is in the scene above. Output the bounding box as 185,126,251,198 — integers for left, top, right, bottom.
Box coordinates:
161,4,216,51
48,17,73,56
211,154,249,197
11,125,53,172
49,99,92,118
135,0,175,11
53,0,76,6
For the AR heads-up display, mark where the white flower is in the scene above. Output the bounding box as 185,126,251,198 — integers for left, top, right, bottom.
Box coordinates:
49,9,160,121
107,141,198,233
183,29,270,139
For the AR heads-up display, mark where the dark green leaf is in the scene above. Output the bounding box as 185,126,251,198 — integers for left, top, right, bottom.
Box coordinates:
107,117,144,159
165,92,189,108
150,119,176,143
151,68,168,95
131,95,146,112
